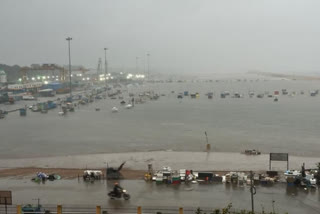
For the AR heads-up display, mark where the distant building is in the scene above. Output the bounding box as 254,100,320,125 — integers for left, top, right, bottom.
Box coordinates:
31,64,41,69
0,70,7,83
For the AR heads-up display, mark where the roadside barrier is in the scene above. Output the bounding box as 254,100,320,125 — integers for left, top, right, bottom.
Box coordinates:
0,205,188,214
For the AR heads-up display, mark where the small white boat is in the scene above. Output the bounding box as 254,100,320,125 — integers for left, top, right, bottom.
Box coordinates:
125,104,133,109
112,107,119,112
22,95,36,100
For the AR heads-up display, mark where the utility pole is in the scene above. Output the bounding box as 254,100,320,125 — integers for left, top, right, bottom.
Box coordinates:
66,37,72,97
147,52,150,79
250,171,256,213
104,48,108,88
97,58,102,75
136,57,139,74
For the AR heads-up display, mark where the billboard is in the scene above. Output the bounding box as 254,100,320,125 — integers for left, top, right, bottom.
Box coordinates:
0,191,12,205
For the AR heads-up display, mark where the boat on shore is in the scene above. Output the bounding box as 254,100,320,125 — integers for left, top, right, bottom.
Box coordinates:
112,107,119,112
243,149,261,155
125,104,133,109
22,95,37,100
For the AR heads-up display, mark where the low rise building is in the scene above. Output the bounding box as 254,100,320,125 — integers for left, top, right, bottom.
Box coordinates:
0,70,7,83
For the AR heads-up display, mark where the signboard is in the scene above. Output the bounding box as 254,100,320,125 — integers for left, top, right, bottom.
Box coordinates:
270,153,288,161
269,153,289,170
0,191,12,205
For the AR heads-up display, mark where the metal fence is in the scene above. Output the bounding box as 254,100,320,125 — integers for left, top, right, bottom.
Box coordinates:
0,204,228,214
0,205,200,214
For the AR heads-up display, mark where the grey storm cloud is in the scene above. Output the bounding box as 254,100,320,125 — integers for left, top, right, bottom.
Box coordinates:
1,0,320,74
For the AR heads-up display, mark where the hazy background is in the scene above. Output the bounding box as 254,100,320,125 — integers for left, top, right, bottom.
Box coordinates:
1,0,320,74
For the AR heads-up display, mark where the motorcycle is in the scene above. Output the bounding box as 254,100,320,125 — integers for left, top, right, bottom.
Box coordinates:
108,189,131,200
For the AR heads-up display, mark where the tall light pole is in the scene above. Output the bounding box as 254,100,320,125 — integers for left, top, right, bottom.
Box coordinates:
66,37,72,97
136,57,139,73
147,52,150,79
250,171,256,213
104,48,108,88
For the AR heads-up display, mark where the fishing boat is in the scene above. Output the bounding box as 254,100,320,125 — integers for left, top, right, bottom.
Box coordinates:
190,94,196,98
257,94,264,98
125,104,133,109
233,92,241,98
282,89,288,95
310,91,317,96
31,104,40,112
0,110,6,119
22,95,36,100
244,149,261,155
249,91,255,98
112,107,118,112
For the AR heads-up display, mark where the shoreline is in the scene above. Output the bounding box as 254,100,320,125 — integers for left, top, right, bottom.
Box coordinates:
0,151,319,172
0,167,146,180
1,149,320,160
0,167,266,180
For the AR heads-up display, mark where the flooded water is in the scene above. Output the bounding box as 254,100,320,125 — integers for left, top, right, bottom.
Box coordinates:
0,178,319,214
1,76,320,158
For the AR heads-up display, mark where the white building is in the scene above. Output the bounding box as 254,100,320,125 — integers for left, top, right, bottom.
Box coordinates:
0,70,7,83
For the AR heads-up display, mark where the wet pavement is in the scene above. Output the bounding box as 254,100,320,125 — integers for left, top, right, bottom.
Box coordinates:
0,178,319,214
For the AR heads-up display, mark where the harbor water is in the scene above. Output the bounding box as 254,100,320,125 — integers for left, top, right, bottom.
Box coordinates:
1,77,320,159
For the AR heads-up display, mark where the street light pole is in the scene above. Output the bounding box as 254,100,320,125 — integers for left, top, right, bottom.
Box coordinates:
136,57,139,74
147,53,150,79
250,171,256,213
104,48,108,88
66,37,72,97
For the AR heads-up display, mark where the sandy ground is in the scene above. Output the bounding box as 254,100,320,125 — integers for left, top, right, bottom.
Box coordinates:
0,167,261,180
0,167,146,179
0,151,319,180
0,151,319,171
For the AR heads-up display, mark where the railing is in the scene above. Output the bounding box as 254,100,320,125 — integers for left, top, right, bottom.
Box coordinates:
0,205,199,214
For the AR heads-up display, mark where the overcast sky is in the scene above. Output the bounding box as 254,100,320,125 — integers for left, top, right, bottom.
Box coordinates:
1,0,320,74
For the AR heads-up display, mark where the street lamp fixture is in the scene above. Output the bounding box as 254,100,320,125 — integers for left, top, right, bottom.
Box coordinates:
66,37,72,97
147,52,150,79
136,57,139,74
104,48,108,88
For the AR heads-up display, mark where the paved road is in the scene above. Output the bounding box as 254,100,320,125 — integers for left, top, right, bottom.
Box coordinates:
0,179,319,214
